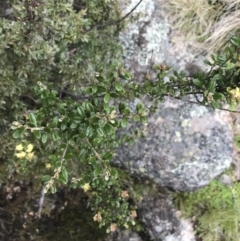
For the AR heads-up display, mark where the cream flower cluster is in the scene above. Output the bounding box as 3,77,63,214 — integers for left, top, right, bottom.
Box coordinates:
15,143,34,161
228,87,240,102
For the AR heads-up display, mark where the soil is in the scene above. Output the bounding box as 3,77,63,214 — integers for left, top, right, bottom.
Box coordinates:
0,175,107,241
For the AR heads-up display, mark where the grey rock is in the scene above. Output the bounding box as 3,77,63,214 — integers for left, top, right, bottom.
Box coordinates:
103,229,143,241
113,97,233,191
118,0,207,79
5,8,13,16
119,0,170,80
117,0,233,192
138,194,180,240
218,174,234,186
138,193,196,241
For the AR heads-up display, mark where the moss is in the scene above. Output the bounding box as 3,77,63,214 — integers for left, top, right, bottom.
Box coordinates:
173,175,240,241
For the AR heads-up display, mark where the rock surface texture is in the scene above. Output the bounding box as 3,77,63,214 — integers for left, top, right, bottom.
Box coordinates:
138,194,195,241
113,0,234,240
114,97,233,191
103,229,143,241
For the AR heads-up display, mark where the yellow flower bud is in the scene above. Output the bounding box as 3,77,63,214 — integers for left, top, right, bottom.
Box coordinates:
93,212,102,222
229,87,240,101
26,152,34,160
15,151,26,159
15,144,23,151
110,223,117,232
45,163,51,169
82,183,91,192
26,144,34,153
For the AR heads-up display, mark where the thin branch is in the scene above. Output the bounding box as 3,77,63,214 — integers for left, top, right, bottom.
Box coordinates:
84,137,105,168
166,94,240,113
60,90,104,100
21,94,39,104
44,142,69,194
37,187,45,218
84,0,143,33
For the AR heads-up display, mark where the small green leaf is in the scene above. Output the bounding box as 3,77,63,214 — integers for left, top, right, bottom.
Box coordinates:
192,78,203,87
123,108,130,116
85,102,94,112
211,101,222,109
96,75,105,82
93,137,101,146
33,130,41,139
49,154,57,161
104,123,115,135
121,71,132,80
97,85,106,93
102,152,113,160
92,85,97,93
97,127,104,136
213,93,225,101
59,175,68,185
85,87,92,94
104,103,110,113
173,70,179,77
78,149,87,161
136,103,143,112
110,169,118,179
42,175,51,183
70,123,77,129
114,81,123,91
94,166,102,177
98,119,106,128
50,185,57,194
133,115,140,122
119,102,126,113
104,93,110,103
62,167,68,182
13,129,20,139
86,125,93,137
110,92,119,98
61,124,67,131
48,122,57,128
217,55,227,62
41,132,48,144
89,116,99,124
77,107,85,117
88,156,96,164
92,97,99,106
51,131,58,141
208,79,217,92
12,5,22,11
65,151,73,159
140,116,147,123
230,37,240,47
44,127,52,133
29,113,37,126
121,118,128,127
203,59,212,66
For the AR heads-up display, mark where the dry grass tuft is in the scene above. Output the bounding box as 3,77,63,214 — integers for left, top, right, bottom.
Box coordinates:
163,0,240,54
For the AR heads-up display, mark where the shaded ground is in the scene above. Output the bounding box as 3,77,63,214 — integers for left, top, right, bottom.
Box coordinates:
0,176,107,241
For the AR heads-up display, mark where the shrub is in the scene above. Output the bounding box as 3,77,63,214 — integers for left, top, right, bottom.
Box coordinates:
1,0,240,233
